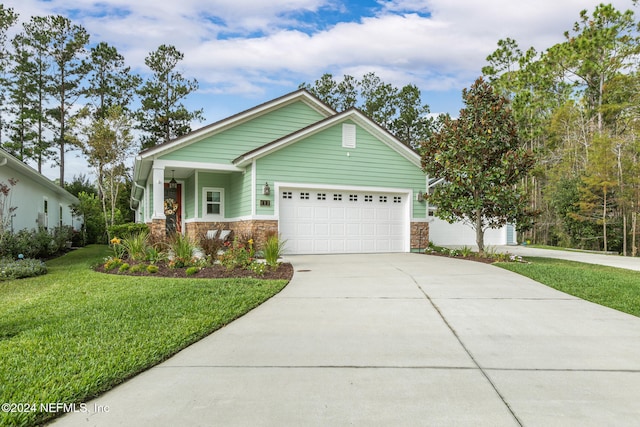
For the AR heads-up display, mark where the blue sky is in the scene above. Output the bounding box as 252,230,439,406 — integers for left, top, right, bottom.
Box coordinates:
5,0,639,180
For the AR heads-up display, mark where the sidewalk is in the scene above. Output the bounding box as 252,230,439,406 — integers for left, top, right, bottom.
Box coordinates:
495,245,640,271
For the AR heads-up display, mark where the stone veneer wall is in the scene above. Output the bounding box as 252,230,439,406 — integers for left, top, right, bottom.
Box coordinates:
185,220,279,249
181,220,427,253
411,222,429,252
149,219,166,241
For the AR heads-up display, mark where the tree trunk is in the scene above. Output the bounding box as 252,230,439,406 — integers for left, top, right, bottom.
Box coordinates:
475,208,485,255
603,188,607,252
632,211,637,257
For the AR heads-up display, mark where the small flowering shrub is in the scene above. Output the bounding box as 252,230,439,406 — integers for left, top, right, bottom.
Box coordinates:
218,238,254,270
0,257,47,280
104,257,123,271
146,265,159,274
248,261,267,276
110,237,125,259
118,263,130,273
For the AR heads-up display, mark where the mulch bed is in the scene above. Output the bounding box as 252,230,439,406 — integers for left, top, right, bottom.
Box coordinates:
424,252,496,264
95,262,294,280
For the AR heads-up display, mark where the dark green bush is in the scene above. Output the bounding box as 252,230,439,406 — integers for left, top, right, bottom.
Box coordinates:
108,223,149,239
0,257,47,280
0,227,75,259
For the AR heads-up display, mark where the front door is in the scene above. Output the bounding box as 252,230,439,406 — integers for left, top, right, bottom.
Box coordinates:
164,183,182,235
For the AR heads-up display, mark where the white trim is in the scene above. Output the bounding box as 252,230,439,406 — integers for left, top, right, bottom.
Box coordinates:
184,214,277,224
153,159,243,172
274,181,412,252
251,160,256,216
202,187,225,219
195,171,199,219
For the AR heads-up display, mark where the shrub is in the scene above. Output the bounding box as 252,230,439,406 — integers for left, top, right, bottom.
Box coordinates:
185,266,200,276
248,261,267,276
145,246,166,265
104,257,123,271
218,238,253,270
121,231,150,262
263,234,286,267
168,233,197,268
129,264,145,273
146,264,158,274
197,232,225,259
108,223,149,240
0,257,47,280
118,263,130,273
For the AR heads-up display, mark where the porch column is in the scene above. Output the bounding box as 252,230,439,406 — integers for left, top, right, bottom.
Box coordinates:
152,165,166,220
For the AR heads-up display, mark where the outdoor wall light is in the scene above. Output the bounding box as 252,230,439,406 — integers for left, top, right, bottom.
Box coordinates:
417,191,424,202
263,182,271,196
169,170,177,189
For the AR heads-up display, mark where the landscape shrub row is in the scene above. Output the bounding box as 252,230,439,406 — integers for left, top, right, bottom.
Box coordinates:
0,226,74,259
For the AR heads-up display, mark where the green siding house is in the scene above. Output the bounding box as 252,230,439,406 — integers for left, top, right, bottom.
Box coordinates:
131,90,430,254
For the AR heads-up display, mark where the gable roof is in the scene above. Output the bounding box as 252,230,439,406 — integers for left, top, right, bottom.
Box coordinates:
232,107,422,168
0,148,79,203
132,89,336,185
136,89,335,160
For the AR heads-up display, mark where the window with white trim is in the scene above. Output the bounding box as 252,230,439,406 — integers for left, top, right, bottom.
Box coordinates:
333,194,342,201
203,188,224,217
379,196,387,203
393,196,402,203
282,191,292,199
300,192,310,200
365,195,373,202
317,193,326,200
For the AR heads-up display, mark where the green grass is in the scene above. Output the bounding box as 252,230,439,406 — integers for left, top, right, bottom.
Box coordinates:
496,257,640,317
0,245,289,427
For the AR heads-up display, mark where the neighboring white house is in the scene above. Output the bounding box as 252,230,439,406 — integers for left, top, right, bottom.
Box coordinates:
425,178,517,247
0,148,82,233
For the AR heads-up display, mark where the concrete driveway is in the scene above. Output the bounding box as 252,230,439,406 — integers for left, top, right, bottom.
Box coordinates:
53,253,640,426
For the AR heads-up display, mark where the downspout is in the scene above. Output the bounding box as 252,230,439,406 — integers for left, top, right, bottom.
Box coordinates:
130,181,146,220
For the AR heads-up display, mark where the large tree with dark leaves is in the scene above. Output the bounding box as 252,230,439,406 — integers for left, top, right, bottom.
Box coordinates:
421,77,536,254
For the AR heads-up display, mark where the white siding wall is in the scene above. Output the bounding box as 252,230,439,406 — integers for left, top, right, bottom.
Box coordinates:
0,163,80,232
429,217,514,247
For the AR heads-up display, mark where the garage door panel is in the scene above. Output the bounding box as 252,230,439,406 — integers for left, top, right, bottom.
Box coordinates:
280,188,407,254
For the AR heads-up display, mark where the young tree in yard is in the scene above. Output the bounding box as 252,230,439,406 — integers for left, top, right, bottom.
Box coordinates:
136,44,203,149
421,77,536,255
77,105,134,240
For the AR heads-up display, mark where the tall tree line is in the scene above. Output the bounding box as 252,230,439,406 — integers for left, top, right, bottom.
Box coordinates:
483,2,640,255
0,7,202,187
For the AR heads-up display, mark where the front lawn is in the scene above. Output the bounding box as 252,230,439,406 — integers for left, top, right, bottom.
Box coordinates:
0,245,289,427
496,257,640,317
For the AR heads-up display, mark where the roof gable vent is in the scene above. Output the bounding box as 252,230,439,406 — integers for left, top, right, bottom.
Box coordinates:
342,123,356,148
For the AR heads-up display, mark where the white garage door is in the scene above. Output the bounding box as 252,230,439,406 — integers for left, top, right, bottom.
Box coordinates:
279,188,408,254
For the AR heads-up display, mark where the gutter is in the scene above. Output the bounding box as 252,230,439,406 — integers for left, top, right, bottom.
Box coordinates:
130,181,145,212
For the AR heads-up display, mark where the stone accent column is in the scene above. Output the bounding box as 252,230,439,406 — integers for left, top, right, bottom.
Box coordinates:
411,222,429,252
150,218,166,241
